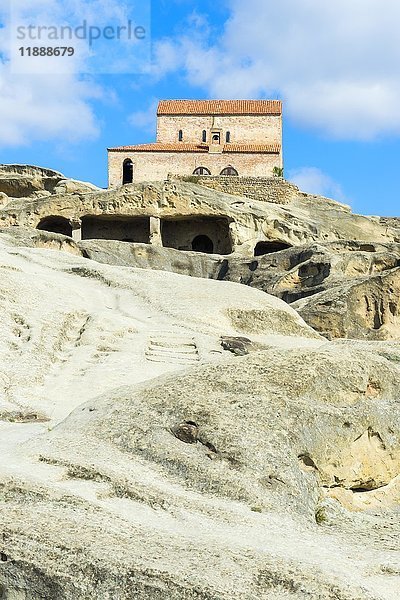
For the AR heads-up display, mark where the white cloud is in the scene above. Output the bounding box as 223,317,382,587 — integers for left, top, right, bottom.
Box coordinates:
0,2,98,147
153,0,400,140
288,167,347,201
128,98,158,135
0,71,102,147
0,0,148,148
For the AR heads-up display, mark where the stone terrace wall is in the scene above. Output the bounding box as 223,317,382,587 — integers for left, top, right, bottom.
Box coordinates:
174,175,299,205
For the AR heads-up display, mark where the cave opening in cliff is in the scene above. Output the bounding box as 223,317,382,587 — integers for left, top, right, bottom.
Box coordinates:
254,241,292,256
161,217,232,255
81,215,150,243
192,235,214,253
36,216,73,237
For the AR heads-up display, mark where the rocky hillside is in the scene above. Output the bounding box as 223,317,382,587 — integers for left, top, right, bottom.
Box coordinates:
0,166,399,599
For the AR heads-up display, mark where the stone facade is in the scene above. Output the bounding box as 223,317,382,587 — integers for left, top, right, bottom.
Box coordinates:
108,150,281,186
108,100,283,187
156,114,281,145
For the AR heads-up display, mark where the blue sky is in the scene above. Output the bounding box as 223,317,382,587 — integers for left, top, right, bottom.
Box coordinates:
1,0,399,215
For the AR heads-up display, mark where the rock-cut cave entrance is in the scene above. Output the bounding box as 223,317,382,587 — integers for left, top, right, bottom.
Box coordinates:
36,216,73,237
254,241,292,256
81,215,150,243
161,217,232,255
192,235,214,253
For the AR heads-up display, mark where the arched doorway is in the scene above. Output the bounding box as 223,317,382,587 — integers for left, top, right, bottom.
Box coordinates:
122,159,133,184
220,166,238,176
193,167,211,175
254,241,292,256
192,234,214,253
36,216,72,237
161,217,231,254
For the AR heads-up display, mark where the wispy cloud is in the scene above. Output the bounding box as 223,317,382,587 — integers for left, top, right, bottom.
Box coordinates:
0,0,149,148
288,167,347,202
153,0,400,140
128,98,158,135
0,71,102,147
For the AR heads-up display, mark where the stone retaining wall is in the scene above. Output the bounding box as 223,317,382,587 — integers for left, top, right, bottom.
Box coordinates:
174,175,299,205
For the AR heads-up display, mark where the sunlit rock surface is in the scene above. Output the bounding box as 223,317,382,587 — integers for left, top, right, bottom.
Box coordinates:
0,168,399,598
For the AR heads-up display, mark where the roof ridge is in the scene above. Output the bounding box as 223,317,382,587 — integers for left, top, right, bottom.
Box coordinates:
157,99,282,116
108,142,281,153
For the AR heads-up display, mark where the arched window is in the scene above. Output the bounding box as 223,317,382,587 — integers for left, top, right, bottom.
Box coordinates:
202,130,207,143
226,131,231,143
37,216,72,237
178,129,183,141
212,133,221,144
122,159,133,185
192,235,214,253
220,166,238,176
193,167,211,175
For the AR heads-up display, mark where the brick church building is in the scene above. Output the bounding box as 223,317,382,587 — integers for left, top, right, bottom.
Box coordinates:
108,99,283,187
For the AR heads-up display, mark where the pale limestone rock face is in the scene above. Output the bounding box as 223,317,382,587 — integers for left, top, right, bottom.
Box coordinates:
0,164,64,199
77,238,400,340
213,241,400,339
267,246,400,341
1,170,400,598
2,188,400,343
0,176,396,252
0,229,399,599
292,267,400,340
52,178,102,195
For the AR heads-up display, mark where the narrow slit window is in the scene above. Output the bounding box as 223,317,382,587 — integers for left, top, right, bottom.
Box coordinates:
226,131,231,143
178,130,183,141
202,130,207,143
122,158,133,184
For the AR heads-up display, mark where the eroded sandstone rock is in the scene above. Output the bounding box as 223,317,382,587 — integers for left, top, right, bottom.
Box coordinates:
293,266,400,339
0,164,64,199
0,173,400,598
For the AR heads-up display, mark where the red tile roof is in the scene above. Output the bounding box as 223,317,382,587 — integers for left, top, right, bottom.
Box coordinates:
157,100,282,116
108,143,209,152
224,144,280,153
108,143,280,154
